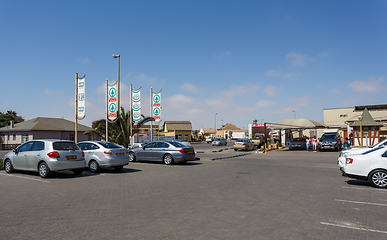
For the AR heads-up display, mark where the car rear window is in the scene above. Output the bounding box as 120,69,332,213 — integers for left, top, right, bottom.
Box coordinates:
293,138,304,142
53,142,80,150
99,142,122,149
169,142,185,148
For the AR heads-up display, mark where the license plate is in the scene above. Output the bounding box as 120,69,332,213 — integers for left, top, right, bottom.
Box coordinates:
187,151,192,154
294,145,299,147
237,143,241,145
66,155,77,160
116,153,124,156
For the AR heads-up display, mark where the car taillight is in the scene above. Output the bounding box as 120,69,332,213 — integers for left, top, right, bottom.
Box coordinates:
47,151,60,158
82,151,85,157
126,150,129,155
104,150,113,155
179,149,187,153
346,158,353,164
243,143,246,146
233,143,235,145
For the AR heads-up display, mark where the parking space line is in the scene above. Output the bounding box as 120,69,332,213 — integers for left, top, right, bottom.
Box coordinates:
342,186,387,192
0,173,50,183
335,199,387,207
321,222,387,234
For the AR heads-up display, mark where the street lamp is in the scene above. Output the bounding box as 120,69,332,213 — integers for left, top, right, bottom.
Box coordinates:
221,119,224,138
214,113,217,138
359,116,363,148
293,110,296,119
112,54,120,114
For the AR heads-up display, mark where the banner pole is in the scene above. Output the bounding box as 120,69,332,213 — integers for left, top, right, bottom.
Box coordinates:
75,73,78,143
106,79,108,142
130,84,133,145
150,87,153,141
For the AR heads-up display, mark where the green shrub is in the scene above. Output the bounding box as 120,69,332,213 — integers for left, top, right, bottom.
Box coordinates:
0,159,3,167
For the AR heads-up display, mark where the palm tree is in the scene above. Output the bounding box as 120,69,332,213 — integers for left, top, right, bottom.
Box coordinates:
84,107,154,148
116,107,154,148
253,119,258,124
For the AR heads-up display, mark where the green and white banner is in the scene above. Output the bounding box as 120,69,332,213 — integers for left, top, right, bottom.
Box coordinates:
152,92,161,122
108,81,118,121
77,76,86,119
132,88,141,122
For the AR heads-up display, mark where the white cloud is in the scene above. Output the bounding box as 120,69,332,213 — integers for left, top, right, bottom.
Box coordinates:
213,51,231,60
348,76,385,94
289,96,310,107
180,83,198,93
77,57,89,65
255,100,276,108
44,88,63,96
265,69,300,79
330,88,341,94
285,52,314,67
319,48,332,57
263,85,280,96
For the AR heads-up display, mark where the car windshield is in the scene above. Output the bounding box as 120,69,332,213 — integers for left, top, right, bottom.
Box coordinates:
99,142,122,149
53,142,79,150
169,142,185,148
321,134,336,140
293,138,304,142
236,139,246,142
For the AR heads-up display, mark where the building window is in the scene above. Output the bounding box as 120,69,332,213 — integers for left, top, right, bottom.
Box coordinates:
175,134,182,140
88,134,93,141
70,134,75,141
184,134,189,140
0,135,4,143
22,135,28,143
13,134,16,141
340,114,348,118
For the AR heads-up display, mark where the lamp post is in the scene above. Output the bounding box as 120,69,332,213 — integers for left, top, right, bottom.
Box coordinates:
112,54,120,114
293,110,296,119
214,113,217,138
359,116,363,148
221,119,224,138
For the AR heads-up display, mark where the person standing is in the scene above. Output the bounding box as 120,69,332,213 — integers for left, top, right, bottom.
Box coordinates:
343,137,349,150
312,136,318,152
306,137,311,152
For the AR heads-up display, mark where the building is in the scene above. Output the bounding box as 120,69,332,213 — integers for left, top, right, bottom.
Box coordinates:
161,121,193,141
0,117,97,150
324,104,387,140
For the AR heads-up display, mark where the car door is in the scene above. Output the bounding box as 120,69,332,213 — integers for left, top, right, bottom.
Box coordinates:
137,142,157,161
153,142,169,162
84,143,100,162
26,141,45,170
12,141,34,170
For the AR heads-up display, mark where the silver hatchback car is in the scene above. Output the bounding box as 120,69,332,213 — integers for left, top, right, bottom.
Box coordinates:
212,138,227,146
77,141,129,173
3,140,85,178
128,141,195,165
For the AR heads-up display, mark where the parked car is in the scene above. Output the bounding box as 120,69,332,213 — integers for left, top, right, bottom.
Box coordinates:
286,137,306,150
128,141,195,165
338,138,387,170
212,138,227,146
77,141,129,173
206,137,215,144
342,147,387,188
3,140,85,178
233,139,255,151
318,130,342,151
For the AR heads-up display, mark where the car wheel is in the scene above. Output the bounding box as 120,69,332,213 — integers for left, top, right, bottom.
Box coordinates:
89,160,100,173
370,170,387,188
4,160,14,173
39,162,51,178
72,169,84,175
234,149,237,151
163,154,174,165
225,143,227,146
114,166,124,171
129,152,136,162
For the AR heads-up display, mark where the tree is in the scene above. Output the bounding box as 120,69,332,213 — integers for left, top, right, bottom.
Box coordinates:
253,119,258,124
0,111,24,128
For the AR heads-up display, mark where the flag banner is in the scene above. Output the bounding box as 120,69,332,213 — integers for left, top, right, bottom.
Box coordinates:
152,92,161,122
132,88,141,122
108,81,118,121
77,76,86,119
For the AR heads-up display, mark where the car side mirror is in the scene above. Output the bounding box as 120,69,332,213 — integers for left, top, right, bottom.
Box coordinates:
13,149,18,153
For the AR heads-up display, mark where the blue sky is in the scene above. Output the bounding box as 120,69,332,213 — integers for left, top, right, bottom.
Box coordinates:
1,0,386,130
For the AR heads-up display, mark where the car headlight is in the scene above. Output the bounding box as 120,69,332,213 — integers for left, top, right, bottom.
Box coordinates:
333,141,337,145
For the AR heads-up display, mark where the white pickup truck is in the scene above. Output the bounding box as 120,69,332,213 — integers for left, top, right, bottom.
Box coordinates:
206,137,215,144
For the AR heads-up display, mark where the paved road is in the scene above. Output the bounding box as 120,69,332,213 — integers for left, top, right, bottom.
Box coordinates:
1,149,386,239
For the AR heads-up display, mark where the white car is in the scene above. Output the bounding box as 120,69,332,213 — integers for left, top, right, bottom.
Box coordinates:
343,147,387,188
338,139,387,169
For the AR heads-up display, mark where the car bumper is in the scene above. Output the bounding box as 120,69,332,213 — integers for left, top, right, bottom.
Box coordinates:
233,145,249,150
96,156,130,168
47,159,86,171
338,157,345,168
173,153,196,162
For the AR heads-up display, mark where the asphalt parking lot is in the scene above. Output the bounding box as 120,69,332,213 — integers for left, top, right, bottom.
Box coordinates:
1,144,387,239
